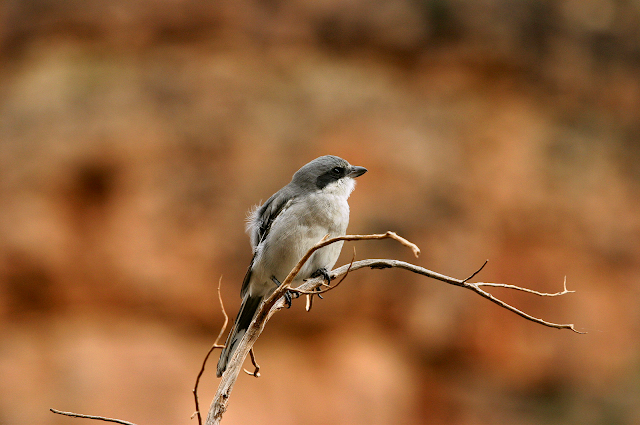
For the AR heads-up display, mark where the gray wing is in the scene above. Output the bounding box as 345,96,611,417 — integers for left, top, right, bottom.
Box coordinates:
240,186,295,298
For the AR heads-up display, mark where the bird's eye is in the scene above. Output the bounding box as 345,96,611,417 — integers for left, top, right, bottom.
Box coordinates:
331,167,344,176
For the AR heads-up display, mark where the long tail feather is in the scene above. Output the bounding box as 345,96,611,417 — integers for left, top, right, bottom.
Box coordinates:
216,295,263,377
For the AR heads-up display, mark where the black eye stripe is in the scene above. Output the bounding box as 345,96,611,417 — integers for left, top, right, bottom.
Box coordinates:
316,165,346,189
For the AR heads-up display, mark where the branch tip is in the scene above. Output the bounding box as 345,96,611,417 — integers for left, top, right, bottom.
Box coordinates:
386,231,420,257
568,324,586,334
50,409,137,425
461,259,489,284
562,276,575,294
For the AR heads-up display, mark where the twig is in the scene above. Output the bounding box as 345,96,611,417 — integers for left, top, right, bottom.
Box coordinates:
475,275,575,296
464,281,581,332
192,276,229,425
49,409,136,425
461,260,488,283
346,259,583,333
243,348,261,377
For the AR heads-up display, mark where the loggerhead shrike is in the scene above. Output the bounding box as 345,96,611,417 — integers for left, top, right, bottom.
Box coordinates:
216,155,367,377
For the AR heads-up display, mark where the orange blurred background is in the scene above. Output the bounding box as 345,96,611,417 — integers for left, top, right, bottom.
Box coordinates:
1,1,639,424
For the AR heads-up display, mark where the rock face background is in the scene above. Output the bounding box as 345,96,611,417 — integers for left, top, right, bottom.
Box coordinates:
1,1,639,424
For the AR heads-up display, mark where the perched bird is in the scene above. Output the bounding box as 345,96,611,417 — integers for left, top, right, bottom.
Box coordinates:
216,155,367,377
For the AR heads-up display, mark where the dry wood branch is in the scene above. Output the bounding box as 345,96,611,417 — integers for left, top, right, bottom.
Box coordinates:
205,232,580,425
340,259,583,333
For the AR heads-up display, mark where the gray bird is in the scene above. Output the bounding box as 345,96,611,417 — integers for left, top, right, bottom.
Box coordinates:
216,155,367,377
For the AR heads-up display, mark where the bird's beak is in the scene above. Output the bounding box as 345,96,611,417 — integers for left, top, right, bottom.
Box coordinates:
348,166,368,178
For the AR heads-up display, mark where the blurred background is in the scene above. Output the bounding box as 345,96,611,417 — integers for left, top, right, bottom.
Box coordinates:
1,0,639,424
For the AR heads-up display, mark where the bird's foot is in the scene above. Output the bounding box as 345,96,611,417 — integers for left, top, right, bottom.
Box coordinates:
271,276,296,309
283,289,300,309
310,268,332,299
311,267,332,282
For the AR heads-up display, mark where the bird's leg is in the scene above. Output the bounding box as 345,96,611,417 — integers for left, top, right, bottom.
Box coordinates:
272,276,299,309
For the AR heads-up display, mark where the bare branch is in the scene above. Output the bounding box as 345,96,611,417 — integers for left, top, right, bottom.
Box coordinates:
328,258,583,333
464,281,582,332
50,409,137,425
193,276,229,425
202,232,580,425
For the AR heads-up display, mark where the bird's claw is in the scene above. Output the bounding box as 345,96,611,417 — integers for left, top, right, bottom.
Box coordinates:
284,289,300,309
311,267,332,284
309,268,331,301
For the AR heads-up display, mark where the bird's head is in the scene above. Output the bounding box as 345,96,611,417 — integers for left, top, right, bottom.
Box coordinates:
291,155,367,196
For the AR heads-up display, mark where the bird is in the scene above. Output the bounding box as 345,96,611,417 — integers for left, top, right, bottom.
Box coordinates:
216,155,367,377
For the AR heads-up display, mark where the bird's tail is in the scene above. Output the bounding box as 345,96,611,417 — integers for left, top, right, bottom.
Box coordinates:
216,294,263,377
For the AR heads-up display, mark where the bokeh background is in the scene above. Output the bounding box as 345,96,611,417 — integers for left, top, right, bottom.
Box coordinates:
1,0,639,424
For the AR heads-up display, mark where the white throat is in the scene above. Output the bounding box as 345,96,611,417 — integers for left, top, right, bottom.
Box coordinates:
322,177,356,199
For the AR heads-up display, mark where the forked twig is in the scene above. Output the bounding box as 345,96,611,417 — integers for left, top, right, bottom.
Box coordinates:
192,276,229,425
475,276,575,296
